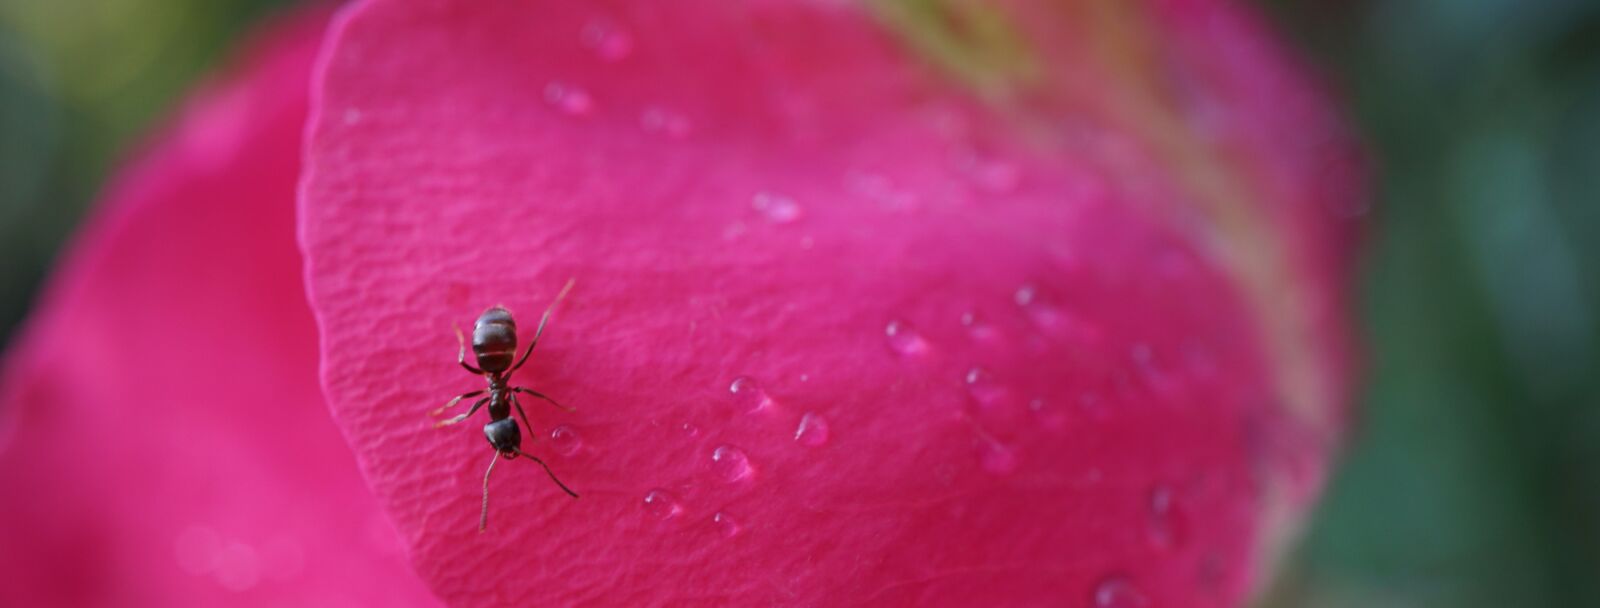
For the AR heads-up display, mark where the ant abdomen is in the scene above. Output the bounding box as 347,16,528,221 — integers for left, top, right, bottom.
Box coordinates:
484,417,521,452
471,306,518,372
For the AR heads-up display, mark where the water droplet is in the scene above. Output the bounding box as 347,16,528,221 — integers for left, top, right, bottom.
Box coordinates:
640,106,692,138
960,310,1001,343
794,412,830,447
213,542,260,592
1146,485,1187,551
174,525,221,575
1014,284,1079,336
712,511,742,538
977,439,1019,475
549,425,582,456
642,489,682,521
710,445,754,482
729,376,775,413
544,82,593,116
1027,397,1067,431
680,422,701,437
884,319,930,358
1092,577,1148,607
846,172,918,210
580,20,633,61
964,367,1008,410
752,191,802,223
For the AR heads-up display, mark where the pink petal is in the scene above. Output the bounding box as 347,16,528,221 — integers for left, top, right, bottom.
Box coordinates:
301,1,1360,605
0,8,435,606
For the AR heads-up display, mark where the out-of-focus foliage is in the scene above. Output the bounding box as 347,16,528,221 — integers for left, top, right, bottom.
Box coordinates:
0,0,289,345
1,1,1597,606
1261,1,1600,607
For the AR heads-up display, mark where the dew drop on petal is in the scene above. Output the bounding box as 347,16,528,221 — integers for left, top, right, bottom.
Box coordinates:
884,319,930,358
1028,397,1067,431
549,425,582,456
642,489,682,521
964,367,1008,410
729,376,775,413
1146,484,1188,551
640,106,692,138
712,511,742,538
580,19,633,62
710,445,754,483
544,81,593,116
752,192,802,224
960,310,1001,343
794,412,830,447
977,438,1019,475
1093,577,1149,608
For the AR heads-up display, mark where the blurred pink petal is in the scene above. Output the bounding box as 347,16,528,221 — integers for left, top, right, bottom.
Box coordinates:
0,8,435,606
300,0,1361,606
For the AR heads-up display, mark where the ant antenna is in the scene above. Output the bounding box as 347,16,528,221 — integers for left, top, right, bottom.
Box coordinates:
480,451,501,532
512,447,580,498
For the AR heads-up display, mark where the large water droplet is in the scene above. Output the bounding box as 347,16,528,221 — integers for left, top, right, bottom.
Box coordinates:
640,106,691,138
549,425,582,456
729,376,775,413
544,82,593,116
712,511,742,538
580,19,633,62
884,319,930,358
1092,577,1148,607
977,438,1019,475
964,367,1008,410
642,489,682,521
794,412,830,447
751,192,802,224
710,445,754,482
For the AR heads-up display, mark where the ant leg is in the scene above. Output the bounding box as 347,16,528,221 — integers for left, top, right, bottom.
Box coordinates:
430,389,484,417
510,394,537,443
511,448,579,498
456,323,484,375
435,397,488,428
509,278,576,373
513,387,574,413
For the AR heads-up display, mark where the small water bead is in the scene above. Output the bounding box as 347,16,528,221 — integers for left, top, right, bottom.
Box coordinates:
884,319,930,358
543,82,593,116
1027,397,1067,431
1145,484,1187,551
640,106,691,138
960,310,1001,343
680,422,701,438
1014,284,1069,330
963,367,1008,410
642,489,683,521
976,439,1019,475
794,412,830,447
580,20,633,62
729,376,775,413
752,192,802,224
548,425,582,456
712,512,742,538
1092,577,1148,608
710,445,754,483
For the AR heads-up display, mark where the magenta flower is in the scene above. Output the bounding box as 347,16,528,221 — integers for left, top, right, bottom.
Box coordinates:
2,0,1364,606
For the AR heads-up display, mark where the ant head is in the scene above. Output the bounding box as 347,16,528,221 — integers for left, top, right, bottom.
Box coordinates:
483,418,522,453
471,306,518,372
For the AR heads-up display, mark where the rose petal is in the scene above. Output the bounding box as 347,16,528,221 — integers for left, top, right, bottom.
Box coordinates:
0,9,435,606
301,0,1358,605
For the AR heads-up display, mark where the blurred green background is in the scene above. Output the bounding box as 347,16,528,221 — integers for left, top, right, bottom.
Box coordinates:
1,1,1597,606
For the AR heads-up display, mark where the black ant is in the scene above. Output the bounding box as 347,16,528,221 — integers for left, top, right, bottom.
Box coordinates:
432,278,579,531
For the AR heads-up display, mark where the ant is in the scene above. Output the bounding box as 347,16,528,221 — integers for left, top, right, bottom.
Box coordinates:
432,278,579,531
